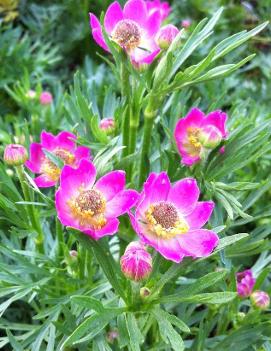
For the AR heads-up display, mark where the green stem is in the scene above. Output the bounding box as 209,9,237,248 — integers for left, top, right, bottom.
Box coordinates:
16,166,43,252
121,64,130,159
138,97,157,186
56,218,64,258
126,107,140,181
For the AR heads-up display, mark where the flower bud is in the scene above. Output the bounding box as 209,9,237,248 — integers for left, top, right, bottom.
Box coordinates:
251,290,270,310
199,125,223,149
107,330,119,343
120,242,152,282
236,269,255,298
155,24,179,50
4,144,28,166
99,118,115,134
181,19,191,28
140,287,151,298
26,90,37,99
69,250,78,259
40,91,53,105
219,146,225,154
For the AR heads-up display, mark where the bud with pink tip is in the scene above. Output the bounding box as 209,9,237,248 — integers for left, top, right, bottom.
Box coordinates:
120,242,152,282
236,269,255,298
99,118,115,134
4,144,28,166
40,91,53,105
219,146,225,154
155,24,179,50
182,19,191,28
199,125,223,149
251,290,270,310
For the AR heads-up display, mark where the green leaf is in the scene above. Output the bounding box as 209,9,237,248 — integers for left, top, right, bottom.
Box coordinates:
161,292,236,304
126,313,144,351
71,295,105,313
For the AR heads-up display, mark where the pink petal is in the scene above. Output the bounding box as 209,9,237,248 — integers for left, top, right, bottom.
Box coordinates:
181,155,200,166
106,190,139,217
55,189,78,227
167,178,200,216
89,13,110,52
95,170,126,201
177,229,219,258
202,110,228,138
34,174,56,188
132,48,160,65
185,201,215,229
144,172,170,203
40,131,57,150
84,218,120,240
145,10,162,36
123,0,147,26
25,143,44,173
74,146,91,164
60,159,96,197
104,1,124,34
157,237,185,263
56,131,77,151
174,108,205,142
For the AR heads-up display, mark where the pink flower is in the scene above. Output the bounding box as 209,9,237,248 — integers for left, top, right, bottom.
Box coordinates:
130,172,218,263
174,108,228,166
40,91,53,105
25,131,91,188
251,290,270,310
100,118,115,133
146,0,171,21
120,241,152,281
236,269,256,297
155,24,179,49
89,0,162,66
4,144,28,166
55,159,139,240
219,146,225,154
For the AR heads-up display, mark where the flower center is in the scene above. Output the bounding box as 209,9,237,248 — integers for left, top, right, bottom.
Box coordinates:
68,189,107,229
145,201,189,239
41,148,75,181
184,127,202,156
112,20,141,51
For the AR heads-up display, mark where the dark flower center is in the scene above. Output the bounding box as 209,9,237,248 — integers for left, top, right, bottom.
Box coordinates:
151,202,179,229
74,189,105,215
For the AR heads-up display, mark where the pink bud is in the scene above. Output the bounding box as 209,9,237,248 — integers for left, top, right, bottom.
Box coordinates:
107,330,119,343
236,269,255,298
69,250,78,258
40,91,53,105
99,118,115,134
120,242,152,282
181,19,191,28
155,24,179,50
199,125,223,149
251,290,270,310
219,146,225,154
4,144,28,166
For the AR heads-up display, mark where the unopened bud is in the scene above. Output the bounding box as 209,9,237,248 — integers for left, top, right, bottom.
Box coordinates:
155,24,179,50
199,125,222,149
4,144,28,166
40,91,53,105
120,242,152,282
140,287,151,298
99,118,115,134
26,90,37,99
251,290,270,310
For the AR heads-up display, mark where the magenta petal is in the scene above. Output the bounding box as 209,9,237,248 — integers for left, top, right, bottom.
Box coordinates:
177,229,219,258
123,0,147,26
104,1,124,34
89,13,110,52
95,170,126,201
55,189,77,227
74,146,91,164
167,178,200,215
40,131,57,150
185,201,215,229
146,10,162,36
181,155,200,166
144,172,170,203
34,174,56,188
157,237,185,263
25,143,44,173
174,108,204,141
203,110,228,138
56,131,76,151
60,159,96,197
106,189,139,217
84,218,120,240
